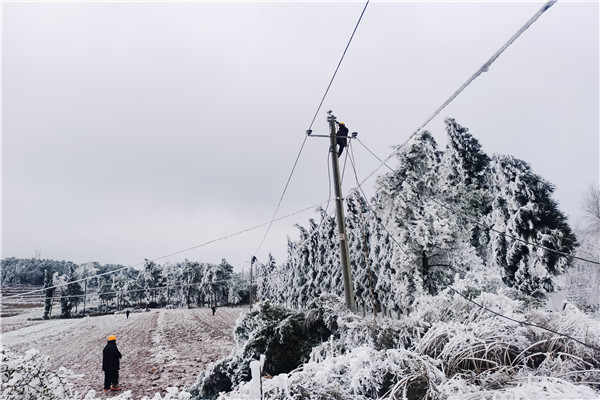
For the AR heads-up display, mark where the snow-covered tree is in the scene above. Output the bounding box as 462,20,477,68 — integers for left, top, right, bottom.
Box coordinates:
67,268,84,314
582,183,600,235
112,274,130,310
203,259,234,306
292,220,320,307
227,272,247,306
98,277,115,307
74,262,98,285
346,191,379,315
487,154,577,298
139,259,164,306
161,262,178,306
179,259,203,308
314,209,343,302
441,118,491,254
553,184,600,313
58,266,82,317
256,254,277,302
374,130,455,300
124,278,142,308
43,269,55,320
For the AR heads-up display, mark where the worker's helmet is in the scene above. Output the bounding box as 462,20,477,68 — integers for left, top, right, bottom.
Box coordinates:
107,335,117,342
339,122,345,126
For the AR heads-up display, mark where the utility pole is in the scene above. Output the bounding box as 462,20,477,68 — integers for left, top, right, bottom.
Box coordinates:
327,111,356,312
83,279,87,316
250,256,256,309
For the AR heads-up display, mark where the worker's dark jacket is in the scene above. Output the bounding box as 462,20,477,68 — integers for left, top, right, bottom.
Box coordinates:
102,341,122,371
337,125,349,143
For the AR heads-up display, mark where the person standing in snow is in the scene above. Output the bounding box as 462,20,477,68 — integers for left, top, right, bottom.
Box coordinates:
102,334,122,391
336,122,349,157
211,304,216,316
126,310,130,319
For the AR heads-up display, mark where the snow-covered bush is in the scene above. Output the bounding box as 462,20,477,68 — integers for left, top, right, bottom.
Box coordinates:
136,387,192,400
1,348,82,400
224,347,445,400
1,348,193,400
205,293,600,400
189,299,336,400
440,375,600,400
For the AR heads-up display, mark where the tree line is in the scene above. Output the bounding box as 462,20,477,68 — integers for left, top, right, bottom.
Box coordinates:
0,258,126,286
31,258,249,319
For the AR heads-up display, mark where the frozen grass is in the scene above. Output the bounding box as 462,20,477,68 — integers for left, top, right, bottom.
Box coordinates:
218,293,600,400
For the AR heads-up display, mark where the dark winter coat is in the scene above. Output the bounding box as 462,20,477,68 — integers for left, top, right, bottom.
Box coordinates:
336,124,349,156
337,124,349,145
102,341,122,371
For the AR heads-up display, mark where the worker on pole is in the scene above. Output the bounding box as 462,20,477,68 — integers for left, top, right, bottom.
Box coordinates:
336,122,349,157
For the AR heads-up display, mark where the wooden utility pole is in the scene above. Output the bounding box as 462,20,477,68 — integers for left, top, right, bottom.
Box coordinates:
327,111,356,312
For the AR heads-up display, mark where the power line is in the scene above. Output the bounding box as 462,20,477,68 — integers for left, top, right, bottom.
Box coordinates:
9,0,372,303
356,137,600,267
348,141,411,258
353,191,600,352
335,141,600,352
5,195,337,301
307,0,370,132
348,142,378,319
251,146,352,283
7,0,560,307
254,0,371,259
409,1,557,145
253,207,339,284
3,266,135,300
253,135,309,258
249,185,600,354
250,192,600,354
251,0,562,288
346,144,600,353
3,200,329,300
362,0,557,185
447,286,600,353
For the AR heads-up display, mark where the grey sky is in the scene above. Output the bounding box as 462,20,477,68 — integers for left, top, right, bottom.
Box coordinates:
3,1,598,271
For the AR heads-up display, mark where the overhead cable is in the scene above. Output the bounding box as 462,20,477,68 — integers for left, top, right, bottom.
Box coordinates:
363,0,557,184
347,140,600,352
356,137,600,267
253,135,309,259
307,0,370,132
448,286,600,352
4,200,328,299
254,0,370,260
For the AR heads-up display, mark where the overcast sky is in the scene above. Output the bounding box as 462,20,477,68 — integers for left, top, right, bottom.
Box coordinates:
3,1,598,271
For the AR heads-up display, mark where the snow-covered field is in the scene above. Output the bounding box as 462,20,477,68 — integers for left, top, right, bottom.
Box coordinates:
1,306,246,399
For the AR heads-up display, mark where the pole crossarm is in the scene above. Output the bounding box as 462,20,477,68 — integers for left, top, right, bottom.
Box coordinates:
307,134,358,139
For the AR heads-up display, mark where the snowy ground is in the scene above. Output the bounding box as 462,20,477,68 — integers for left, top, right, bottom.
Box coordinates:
1,306,246,399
